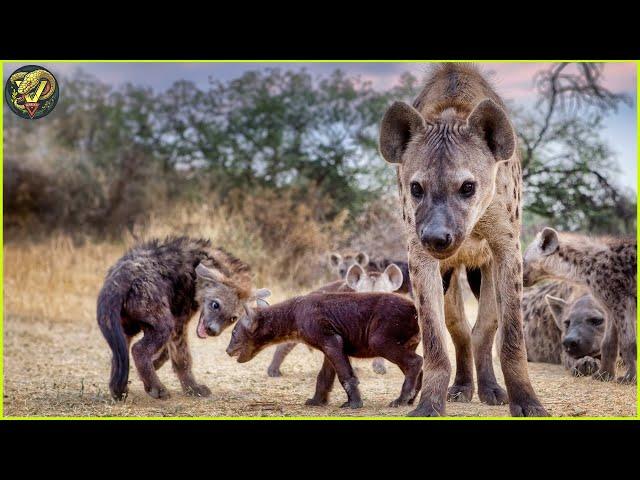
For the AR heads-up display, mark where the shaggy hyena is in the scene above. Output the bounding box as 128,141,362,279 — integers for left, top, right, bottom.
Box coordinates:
379,63,547,416
266,263,405,377
523,281,605,376
227,292,422,408
523,228,636,384
329,250,373,278
97,236,256,400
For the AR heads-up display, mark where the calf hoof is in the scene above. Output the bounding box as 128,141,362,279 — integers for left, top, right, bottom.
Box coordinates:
571,357,599,377
147,386,170,400
509,398,549,417
389,398,410,407
406,400,444,417
372,359,387,375
340,399,363,409
478,384,508,405
592,369,615,382
616,372,637,385
305,397,328,407
185,384,212,397
267,367,282,378
447,384,473,403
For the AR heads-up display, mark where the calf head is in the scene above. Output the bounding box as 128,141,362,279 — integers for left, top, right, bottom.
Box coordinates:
226,289,272,362
195,263,265,338
329,251,370,278
546,293,605,359
523,227,560,287
379,99,515,259
345,263,403,293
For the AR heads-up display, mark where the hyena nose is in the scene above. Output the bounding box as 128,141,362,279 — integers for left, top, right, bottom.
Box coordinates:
421,227,453,251
563,338,578,351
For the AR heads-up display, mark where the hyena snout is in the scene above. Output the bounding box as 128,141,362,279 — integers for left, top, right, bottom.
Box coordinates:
420,224,453,252
562,335,587,358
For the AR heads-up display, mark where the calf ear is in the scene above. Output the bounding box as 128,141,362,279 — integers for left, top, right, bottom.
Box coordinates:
379,101,426,164
329,253,341,267
545,295,568,330
467,99,515,162
539,227,559,256
355,251,369,267
346,264,364,290
383,264,404,292
242,303,259,332
195,263,224,284
254,288,271,308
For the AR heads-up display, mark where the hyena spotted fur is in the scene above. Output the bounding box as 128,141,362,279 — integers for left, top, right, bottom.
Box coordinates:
379,63,547,416
523,228,637,384
97,236,256,400
523,281,605,376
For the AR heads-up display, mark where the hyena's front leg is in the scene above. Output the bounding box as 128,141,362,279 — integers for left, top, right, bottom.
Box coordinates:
617,302,636,384
594,313,618,381
444,267,474,402
490,241,548,417
406,242,451,417
472,261,508,405
169,324,211,397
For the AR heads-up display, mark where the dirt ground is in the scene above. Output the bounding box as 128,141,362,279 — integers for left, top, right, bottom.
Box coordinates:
4,294,636,418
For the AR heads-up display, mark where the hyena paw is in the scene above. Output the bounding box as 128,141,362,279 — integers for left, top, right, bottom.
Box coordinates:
372,359,387,375
305,397,328,406
147,385,171,400
616,371,636,385
447,383,474,402
267,367,283,378
185,384,212,397
478,384,508,405
406,398,445,417
592,369,616,382
340,399,364,409
509,398,549,417
571,357,600,377
389,397,410,407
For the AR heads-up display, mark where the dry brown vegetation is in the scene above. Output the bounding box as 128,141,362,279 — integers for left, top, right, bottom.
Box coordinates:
2,204,636,418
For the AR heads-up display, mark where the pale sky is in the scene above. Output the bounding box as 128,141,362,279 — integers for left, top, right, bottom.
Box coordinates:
4,62,637,192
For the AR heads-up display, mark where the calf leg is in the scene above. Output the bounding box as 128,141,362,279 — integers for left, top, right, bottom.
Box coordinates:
472,261,508,405
594,314,618,381
153,346,169,370
444,267,474,402
267,342,297,377
376,343,423,407
131,315,173,399
169,325,211,397
322,334,363,409
305,356,336,406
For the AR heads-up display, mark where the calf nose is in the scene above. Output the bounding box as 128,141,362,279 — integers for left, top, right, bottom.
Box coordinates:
420,227,453,251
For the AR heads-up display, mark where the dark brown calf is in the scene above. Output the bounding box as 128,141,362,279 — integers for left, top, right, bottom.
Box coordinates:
227,292,423,408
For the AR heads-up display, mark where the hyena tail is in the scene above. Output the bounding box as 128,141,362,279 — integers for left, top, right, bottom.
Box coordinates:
97,285,129,401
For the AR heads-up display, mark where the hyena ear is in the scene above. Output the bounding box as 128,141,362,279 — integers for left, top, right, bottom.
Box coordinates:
346,264,365,290
467,99,515,162
329,253,341,267
539,227,559,256
355,251,369,267
545,295,568,330
379,101,426,164
195,263,225,284
383,264,404,292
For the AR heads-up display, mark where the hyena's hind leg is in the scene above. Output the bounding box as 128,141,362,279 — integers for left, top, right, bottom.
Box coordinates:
267,342,297,377
132,315,173,399
169,323,211,397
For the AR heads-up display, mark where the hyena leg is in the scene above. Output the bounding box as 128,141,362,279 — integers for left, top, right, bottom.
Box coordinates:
153,346,169,370
132,318,173,399
472,261,508,405
489,241,548,417
406,242,451,417
617,303,636,384
594,313,618,381
371,357,387,375
267,342,297,377
305,356,336,406
322,334,363,409
169,325,211,397
444,267,474,403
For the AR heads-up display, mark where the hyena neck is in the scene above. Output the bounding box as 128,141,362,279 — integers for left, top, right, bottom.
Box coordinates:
551,242,603,284
254,306,299,347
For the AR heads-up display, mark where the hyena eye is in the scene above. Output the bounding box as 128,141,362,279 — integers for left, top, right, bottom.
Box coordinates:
410,182,424,199
564,320,570,328
588,317,604,326
210,300,220,310
459,181,476,198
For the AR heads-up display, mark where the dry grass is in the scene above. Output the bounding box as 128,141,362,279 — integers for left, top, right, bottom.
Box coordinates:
3,231,636,418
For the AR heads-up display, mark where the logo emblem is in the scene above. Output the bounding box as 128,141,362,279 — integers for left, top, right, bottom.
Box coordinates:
5,65,59,119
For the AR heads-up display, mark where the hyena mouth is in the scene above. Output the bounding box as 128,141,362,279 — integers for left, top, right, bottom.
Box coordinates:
196,313,208,339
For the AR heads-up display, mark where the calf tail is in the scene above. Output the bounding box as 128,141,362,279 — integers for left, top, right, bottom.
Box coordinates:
97,284,129,400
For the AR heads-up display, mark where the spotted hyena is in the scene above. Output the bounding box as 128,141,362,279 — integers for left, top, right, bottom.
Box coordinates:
523,281,605,376
523,227,636,384
379,63,547,416
97,236,259,400
328,250,373,278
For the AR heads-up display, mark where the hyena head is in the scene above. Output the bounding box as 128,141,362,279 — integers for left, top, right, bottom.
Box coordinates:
329,251,370,278
226,291,271,363
379,99,515,260
522,227,561,287
546,293,606,359
345,263,403,293
194,263,268,338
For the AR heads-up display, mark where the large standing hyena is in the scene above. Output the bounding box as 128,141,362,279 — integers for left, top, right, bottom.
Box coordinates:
523,227,636,383
523,281,605,376
379,63,547,416
97,236,257,400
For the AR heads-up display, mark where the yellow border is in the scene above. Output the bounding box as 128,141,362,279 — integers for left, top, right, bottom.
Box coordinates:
0,59,638,420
